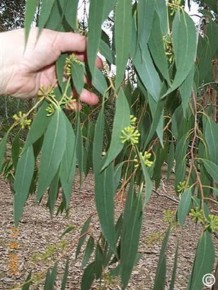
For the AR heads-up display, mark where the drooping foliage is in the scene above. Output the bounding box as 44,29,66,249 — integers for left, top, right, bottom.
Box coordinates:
1,0,218,289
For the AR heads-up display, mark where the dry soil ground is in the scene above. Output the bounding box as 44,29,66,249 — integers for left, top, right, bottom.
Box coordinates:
0,173,218,290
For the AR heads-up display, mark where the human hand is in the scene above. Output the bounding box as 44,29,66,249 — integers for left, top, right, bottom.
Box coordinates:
0,28,101,105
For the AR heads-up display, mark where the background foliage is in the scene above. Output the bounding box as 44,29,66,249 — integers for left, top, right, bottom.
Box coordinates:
1,0,218,289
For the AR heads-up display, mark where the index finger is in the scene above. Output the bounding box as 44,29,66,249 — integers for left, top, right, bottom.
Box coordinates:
53,31,87,53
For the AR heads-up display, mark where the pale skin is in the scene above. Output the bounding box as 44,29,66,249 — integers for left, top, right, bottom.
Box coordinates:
0,28,101,105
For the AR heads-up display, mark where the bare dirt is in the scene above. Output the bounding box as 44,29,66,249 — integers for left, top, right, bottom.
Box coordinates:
0,173,218,290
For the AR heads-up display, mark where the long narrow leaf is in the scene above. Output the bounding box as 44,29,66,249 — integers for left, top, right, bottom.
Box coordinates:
61,258,69,290
37,109,67,201
121,181,143,289
102,88,130,170
177,188,192,226
0,134,8,173
187,231,215,290
88,0,106,76
162,11,197,98
14,146,35,225
153,228,171,290
115,0,132,89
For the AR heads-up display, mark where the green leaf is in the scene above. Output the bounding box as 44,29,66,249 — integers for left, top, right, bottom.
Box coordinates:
102,88,130,170
179,65,195,117
99,40,113,64
45,1,63,31
71,61,85,95
24,0,38,41
144,99,165,148
169,243,179,290
76,216,92,258
94,244,104,279
61,258,69,290
60,224,74,239
187,231,215,290
47,170,60,215
134,46,162,102
14,146,35,226
121,181,143,289
21,272,32,290
154,0,168,35
12,133,20,170
81,262,96,290
59,0,79,30
37,109,67,201
92,68,108,95
103,0,116,20
148,96,164,146
93,104,105,173
88,0,106,76
38,0,56,29
139,155,153,205
153,228,170,290
177,188,192,226
137,0,155,47
75,113,87,179
162,11,197,98
44,262,58,290
148,12,170,84
201,159,218,184
60,116,76,206
175,134,189,187
82,236,95,268
167,142,175,180
205,118,218,165
25,102,50,148
94,163,117,254
0,134,8,173
115,0,132,89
